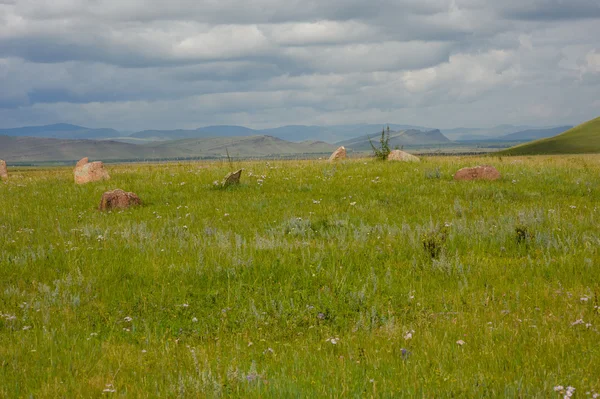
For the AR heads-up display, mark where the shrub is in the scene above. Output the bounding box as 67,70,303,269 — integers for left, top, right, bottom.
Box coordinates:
370,126,391,161
421,226,448,259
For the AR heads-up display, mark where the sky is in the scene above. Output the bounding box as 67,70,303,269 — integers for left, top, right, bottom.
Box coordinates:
0,0,599,131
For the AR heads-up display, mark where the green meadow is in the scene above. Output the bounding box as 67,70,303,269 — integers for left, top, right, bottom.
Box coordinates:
1,156,599,397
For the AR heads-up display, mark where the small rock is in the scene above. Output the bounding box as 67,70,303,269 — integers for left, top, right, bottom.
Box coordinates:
74,158,110,184
329,146,347,162
387,150,420,162
99,189,142,211
453,165,501,181
222,169,242,188
0,160,8,180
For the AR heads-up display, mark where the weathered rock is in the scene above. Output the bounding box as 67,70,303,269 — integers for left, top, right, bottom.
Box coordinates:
99,189,141,211
74,160,110,184
454,165,501,181
387,150,420,162
329,146,347,162
75,157,89,168
0,160,7,180
222,169,243,188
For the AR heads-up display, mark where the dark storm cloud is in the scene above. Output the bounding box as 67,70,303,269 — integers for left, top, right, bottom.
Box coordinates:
0,0,599,129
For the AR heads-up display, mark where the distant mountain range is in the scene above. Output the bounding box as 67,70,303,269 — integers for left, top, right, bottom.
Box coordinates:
0,123,120,140
0,122,574,144
0,122,579,162
336,129,450,151
0,135,338,163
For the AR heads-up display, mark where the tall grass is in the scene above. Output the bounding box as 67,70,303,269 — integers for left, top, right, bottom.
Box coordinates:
1,156,599,397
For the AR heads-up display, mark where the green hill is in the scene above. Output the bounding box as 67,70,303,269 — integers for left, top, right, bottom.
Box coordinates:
499,117,600,155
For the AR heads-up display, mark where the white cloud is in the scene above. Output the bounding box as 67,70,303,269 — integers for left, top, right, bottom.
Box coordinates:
0,0,599,129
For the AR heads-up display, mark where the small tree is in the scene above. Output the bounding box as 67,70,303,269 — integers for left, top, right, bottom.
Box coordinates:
369,126,391,160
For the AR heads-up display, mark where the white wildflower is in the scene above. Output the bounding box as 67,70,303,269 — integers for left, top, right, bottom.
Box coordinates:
456,340,465,346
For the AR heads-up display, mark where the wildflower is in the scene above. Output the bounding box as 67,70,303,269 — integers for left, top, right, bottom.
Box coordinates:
192,317,198,323
22,326,32,330
404,331,413,341
350,202,356,206
103,384,116,393
580,297,589,302
326,337,339,345
124,316,133,322
456,340,465,346
141,350,147,353
182,303,189,308
312,199,321,204
571,319,584,326
224,213,230,217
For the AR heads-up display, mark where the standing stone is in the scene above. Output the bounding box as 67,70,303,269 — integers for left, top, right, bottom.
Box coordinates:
74,158,110,184
329,146,347,162
75,157,89,168
454,165,501,181
99,189,141,211
387,150,420,162
0,160,7,181
222,169,243,188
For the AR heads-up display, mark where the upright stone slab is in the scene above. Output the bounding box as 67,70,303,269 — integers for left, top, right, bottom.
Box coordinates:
329,146,347,162
0,160,7,181
222,169,243,188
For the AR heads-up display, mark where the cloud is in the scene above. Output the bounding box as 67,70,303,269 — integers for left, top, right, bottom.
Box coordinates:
0,0,599,130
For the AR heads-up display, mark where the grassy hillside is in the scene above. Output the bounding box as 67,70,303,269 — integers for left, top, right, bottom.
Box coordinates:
1,156,599,396
500,117,600,155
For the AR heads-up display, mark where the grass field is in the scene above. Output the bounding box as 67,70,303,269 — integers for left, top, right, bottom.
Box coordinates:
1,156,599,397
500,116,600,155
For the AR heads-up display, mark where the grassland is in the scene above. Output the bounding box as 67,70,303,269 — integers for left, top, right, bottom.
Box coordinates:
1,156,599,397
500,116,600,155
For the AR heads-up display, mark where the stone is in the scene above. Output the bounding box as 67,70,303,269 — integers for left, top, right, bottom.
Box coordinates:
75,157,89,168
0,160,7,180
74,159,110,184
328,146,347,162
453,165,501,181
387,150,420,162
222,169,243,188
99,189,141,211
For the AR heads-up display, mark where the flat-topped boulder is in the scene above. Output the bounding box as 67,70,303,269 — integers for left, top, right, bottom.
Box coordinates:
454,165,501,181
329,146,347,162
99,189,141,211
0,160,7,180
74,158,110,184
222,169,243,188
387,150,420,162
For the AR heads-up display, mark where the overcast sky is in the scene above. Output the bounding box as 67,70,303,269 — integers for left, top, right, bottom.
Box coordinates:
1,0,599,130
